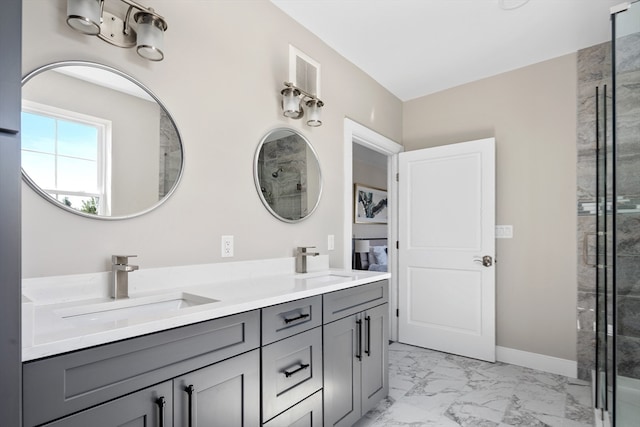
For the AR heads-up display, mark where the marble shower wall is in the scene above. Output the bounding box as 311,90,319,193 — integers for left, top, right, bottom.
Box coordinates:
159,108,182,198
576,33,640,382
576,41,610,382
258,134,308,220
615,31,640,380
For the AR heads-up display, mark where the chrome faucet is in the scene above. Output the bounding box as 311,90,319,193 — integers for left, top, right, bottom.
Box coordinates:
296,246,319,274
111,255,139,300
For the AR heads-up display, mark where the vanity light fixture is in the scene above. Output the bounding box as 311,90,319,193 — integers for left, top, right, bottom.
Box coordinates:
280,82,325,127
66,0,168,61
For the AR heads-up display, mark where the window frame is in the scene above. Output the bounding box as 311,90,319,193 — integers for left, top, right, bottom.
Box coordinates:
21,100,112,215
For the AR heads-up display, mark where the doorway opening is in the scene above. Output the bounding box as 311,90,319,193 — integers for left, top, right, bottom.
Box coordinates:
343,119,402,341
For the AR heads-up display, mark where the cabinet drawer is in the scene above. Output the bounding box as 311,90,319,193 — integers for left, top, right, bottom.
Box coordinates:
24,310,260,427
262,296,322,345
323,280,388,324
262,327,323,422
262,390,322,427
43,381,172,427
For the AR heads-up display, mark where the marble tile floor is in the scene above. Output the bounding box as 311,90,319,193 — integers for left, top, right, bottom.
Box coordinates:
355,342,594,427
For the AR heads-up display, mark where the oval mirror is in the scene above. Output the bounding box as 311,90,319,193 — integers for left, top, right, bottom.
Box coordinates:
254,128,322,223
20,61,184,219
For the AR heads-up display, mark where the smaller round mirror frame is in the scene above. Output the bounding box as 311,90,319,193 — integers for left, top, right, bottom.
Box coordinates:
254,128,322,223
20,61,184,220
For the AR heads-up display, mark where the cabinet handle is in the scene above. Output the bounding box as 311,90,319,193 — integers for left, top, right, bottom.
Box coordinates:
355,318,363,360
283,312,310,324
365,315,371,357
185,384,196,427
283,362,310,378
156,396,166,427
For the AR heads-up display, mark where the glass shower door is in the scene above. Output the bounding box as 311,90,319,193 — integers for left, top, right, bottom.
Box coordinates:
613,1,640,426
594,81,613,425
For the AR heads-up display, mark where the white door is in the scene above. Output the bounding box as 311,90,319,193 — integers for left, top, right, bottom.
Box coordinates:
398,138,495,362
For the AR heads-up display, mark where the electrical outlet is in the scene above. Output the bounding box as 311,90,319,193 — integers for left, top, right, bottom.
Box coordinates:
221,235,234,257
328,234,335,251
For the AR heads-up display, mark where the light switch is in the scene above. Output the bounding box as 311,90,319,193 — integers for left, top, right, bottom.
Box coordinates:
495,225,513,239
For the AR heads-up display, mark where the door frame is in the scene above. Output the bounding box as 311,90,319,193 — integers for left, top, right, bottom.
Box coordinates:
343,118,403,340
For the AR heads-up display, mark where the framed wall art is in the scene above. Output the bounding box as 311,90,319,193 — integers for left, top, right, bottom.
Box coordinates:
354,184,387,224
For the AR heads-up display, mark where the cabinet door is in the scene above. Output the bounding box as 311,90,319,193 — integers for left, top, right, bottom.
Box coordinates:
361,304,389,414
43,381,172,427
323,315,361,427
173,349,260,427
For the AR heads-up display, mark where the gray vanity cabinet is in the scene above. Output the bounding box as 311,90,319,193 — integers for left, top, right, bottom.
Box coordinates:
261,296,323,425
23,310,260,427
322,281,389,427
173,349,260,427
0,0,22,424
43,381,173,427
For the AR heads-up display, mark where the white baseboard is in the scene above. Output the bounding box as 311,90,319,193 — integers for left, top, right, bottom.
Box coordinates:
496,346,577,378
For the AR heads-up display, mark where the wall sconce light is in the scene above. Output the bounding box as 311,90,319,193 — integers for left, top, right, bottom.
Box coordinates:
280,82,325,127
66,0,168,61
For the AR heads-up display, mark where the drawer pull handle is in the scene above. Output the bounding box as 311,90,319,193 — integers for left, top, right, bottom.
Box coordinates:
365,315,371,357
185,384,196,427
283,363,310,378
356,318,363,360
156,396,166,427
283,313,310,324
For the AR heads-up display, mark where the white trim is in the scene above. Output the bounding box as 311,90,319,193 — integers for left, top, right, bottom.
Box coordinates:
343,118,403,341
611,2,631,15
21,100,112,215
496,346,577,378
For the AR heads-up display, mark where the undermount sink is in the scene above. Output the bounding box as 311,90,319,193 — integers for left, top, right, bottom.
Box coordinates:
57,292,218,326
303,273,353,284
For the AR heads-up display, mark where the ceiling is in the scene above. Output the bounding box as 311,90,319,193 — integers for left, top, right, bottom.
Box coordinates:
271,0,620,101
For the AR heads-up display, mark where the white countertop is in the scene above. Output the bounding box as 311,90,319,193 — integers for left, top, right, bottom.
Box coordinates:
22,258,390,362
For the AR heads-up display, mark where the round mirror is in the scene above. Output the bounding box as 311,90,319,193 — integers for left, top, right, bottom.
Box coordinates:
254,128,322,223
21,61,184,219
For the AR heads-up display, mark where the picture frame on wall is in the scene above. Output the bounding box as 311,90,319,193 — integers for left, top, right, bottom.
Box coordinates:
354,184,388,224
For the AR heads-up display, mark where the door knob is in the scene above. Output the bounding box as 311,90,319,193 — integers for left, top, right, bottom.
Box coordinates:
473,255,493,267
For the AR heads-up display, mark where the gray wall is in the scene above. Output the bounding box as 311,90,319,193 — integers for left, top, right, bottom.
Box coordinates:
403,54,578,361
22,0,403,277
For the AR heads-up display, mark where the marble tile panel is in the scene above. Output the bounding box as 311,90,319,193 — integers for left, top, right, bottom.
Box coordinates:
618,295,640,338
614,33,640,74
577,216,596,293
617,335,640,379
618,256,640,297
616,155,640,199
577,291,595,333
577,43,611,84
576,158,597,208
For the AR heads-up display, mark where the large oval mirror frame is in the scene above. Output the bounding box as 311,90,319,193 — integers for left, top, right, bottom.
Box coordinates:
20,61,184,220
254,128,322,223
